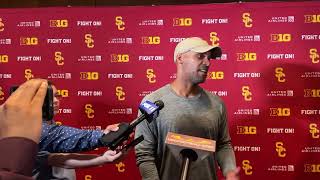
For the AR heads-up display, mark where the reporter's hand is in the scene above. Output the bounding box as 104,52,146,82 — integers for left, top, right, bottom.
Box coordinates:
0,79,48,143
226,167,240,180
103,124,119,134
100,150,124,163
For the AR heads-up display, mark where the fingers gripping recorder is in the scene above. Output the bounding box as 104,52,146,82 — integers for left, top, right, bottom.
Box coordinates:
100,100,164,150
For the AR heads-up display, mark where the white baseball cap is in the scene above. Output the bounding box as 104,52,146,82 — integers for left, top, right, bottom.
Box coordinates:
174,37,222,63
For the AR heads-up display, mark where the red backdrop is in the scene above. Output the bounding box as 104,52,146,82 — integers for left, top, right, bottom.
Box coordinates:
0,1,320,179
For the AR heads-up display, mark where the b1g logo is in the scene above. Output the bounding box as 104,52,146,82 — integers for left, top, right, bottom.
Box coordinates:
0,86,4,100
275,67,285,82
237,126,256,134
54,52,64,65
115,86,125,101
116,162,125,172
270,108,291,116
310,48,319,64
0,55,8,63
110,54,129,63
207,71,224,80
84,175,92,180
20,37,38,45
209,32,219,46
141,36,160,45
57,89,69,98
85,104,94,119
84,34,94,48
304,89,320,97
242,160,253,175
49,19,68,27
309,123,320,138
275,141,286,157
115,16,125,30
270,34,291,42
0,18,4,31
173,18,192,26
24,69,34,81
242,86,252,101
242,13,253,27
304,164,320,172
80,72,99,80
146,69,156,83
237,53,256,61
304,15,320,23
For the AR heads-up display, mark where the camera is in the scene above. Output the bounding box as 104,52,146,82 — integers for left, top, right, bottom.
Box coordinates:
9,85,54,121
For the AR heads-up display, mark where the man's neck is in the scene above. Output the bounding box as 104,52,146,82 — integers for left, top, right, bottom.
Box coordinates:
171,79,201,98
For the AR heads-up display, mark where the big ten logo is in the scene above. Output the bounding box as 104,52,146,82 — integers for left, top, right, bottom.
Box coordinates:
84,175,92,180
270,34,291,42
57,89,69,98
173,18,192,26
242,12,253,27
0,86,4,101
0,18,4,31
54,52,64,65
241,86,252,101
115,86,125,101
84,34,94,48
304,14,320,23
207,71,224,80
309,123,320,138
304,164,320,172
24,69,34,81
80,72,99,80
49,19,68,27
237,126,257,134
270,108,291,116
115,162,125,172
304,89,320,97
0,54,8,63
309,48,319,64
275,142,286,157
20,37,38,45
115,16,125,30
85,104,94,118
141,36,160,45
275,67,286,82
146,69,156,83
242,160,253,175
236,53,256,61
209,32,219,46
110,54,129,63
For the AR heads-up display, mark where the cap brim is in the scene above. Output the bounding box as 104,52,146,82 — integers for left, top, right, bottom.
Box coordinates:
192,45,222,58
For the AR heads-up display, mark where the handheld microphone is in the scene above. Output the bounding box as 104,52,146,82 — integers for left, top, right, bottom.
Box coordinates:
100,100,164,150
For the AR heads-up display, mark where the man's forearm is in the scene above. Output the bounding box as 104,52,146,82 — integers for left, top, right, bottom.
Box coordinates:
138,161,160,180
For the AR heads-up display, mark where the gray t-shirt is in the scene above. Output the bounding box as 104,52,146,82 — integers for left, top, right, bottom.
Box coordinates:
135,84,236,180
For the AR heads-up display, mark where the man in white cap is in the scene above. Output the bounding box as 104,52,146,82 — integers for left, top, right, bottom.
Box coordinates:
135,37,239,180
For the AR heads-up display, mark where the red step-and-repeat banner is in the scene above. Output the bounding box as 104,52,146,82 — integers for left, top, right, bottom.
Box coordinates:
0,1,320,179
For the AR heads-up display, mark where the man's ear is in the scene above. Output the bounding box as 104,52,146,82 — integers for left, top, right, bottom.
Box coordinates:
176,54,183,64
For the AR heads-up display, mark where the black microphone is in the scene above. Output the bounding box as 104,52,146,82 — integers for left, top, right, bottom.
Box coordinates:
100,100,164,150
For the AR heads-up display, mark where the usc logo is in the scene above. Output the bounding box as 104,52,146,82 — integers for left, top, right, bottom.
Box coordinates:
141,36,160,45
84,34,94,48
309,48,319,64
275,67,285,82
0,18,4,31
242,160,253,175
304,15,320,23
242,13,253,27
173,18,192,26
116,162,125,172
110,54,129,63
54,52,64,65
209,32,219,46
242,86,252,101
237,53,256,61
146,69,156,83
269,108,290,116
84,175,92,180
309,123,320,138
85,104,94,119
237,126,256,134
20,37,38,45
0,86,4,101
207,71,224,80
270,34,291,42
275,142,286,157
49,20,68,27
115,16,125,30
115,86,125,101
24,69,34,81
80,72,99,80
0,55,8,63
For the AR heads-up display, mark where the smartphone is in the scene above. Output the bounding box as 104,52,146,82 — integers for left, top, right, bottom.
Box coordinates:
9,85,54,121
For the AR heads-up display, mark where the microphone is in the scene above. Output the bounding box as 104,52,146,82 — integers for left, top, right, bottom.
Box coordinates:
100,100,164,150
165,132,216,180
